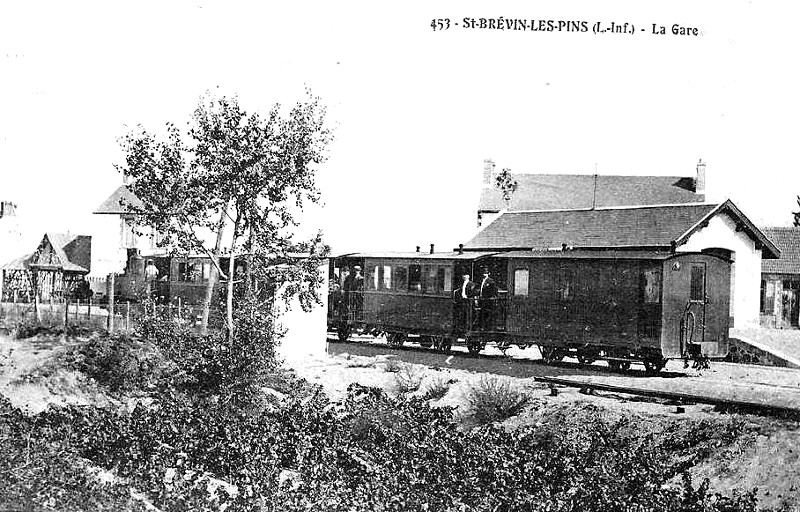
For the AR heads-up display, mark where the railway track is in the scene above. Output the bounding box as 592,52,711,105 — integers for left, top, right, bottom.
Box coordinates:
327,334,800,417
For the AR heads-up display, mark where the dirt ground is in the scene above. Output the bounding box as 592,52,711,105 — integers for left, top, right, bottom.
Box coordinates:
3,332,800,510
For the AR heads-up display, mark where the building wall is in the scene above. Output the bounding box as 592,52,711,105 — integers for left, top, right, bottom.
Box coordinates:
677,213,761,328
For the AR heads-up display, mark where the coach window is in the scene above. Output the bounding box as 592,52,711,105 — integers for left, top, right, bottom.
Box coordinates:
643,268,661,304
514,268,529,297
368,266,379,290
394,265,408,291
382,265,392,290
408,264,422,292
556,267,574,300
422,265,435,294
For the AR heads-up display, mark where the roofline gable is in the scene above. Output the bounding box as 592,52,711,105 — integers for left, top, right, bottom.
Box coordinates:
674,199,781,259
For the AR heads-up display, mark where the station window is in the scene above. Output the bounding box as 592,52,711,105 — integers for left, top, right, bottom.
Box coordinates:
408,264,422,292
761,280,775,314
514,268,529,297
643,268,661,304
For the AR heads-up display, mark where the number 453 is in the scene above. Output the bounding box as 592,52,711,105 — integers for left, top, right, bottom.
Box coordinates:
431,18,450,31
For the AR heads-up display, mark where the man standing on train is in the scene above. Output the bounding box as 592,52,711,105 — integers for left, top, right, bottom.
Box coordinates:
453,273,476,334
478,269,498,330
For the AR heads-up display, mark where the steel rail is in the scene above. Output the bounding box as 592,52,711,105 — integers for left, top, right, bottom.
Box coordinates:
534,375,800,416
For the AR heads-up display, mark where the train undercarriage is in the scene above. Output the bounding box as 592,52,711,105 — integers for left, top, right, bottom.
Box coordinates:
332,321,669,374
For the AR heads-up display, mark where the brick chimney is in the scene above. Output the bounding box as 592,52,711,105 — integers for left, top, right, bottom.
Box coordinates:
0,201,17,218
695,159,706,195
482,158,496,187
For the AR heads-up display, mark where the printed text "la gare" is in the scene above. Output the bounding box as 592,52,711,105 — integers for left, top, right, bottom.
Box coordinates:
654,23,699,36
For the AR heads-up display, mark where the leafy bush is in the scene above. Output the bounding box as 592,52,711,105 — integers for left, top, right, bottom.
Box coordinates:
466,375,532,424
383,358,402,373
423,376,454,400
64,333,171,393
393,364,423,394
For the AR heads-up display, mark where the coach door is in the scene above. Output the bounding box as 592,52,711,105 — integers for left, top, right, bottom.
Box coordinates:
684,262,707,351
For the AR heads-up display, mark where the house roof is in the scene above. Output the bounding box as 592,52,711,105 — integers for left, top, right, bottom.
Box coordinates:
94,185,144,214
464,200,780,259
479,174,703,213
2,233,91,273
761,228,800,274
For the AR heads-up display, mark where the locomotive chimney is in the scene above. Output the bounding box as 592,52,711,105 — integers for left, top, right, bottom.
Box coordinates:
416,246,420,253
695,159,706,195
430,243,435,254
458,243,464,255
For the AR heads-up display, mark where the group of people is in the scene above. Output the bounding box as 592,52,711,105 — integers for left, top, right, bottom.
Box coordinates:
453,269,498,332
329,265,364,318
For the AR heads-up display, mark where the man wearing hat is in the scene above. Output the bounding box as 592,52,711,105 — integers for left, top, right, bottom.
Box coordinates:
344,265,365,317
478,268,498,330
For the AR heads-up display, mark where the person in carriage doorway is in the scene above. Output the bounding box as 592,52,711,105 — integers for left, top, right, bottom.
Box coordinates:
144,260,159,300
344,265,365,317
453,273,476,334
478,268,498,330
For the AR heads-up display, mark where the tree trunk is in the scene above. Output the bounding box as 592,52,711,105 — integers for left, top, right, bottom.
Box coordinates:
201,207,228,335
225,214,241,343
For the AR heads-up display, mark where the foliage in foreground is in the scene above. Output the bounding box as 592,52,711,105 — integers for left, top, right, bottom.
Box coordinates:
1,381,769,512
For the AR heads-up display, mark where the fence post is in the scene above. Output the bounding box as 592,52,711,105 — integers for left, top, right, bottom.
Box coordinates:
178,297,182,321
126,301,130,331
64,297,69,328
88,297,92,321
75,298,80,322
107,273,115,333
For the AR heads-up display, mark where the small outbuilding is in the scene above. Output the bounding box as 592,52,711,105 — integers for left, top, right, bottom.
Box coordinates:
1,233,92,302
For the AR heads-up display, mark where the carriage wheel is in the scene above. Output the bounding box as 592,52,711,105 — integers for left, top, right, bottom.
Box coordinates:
618,361,631,371
466,337,483,355
642,357,667,375
387,332,406,347
576,348,598,366
607,360,620,371
431,335,452,352
541,346,565,364
336,323,351,342
418,336,433,348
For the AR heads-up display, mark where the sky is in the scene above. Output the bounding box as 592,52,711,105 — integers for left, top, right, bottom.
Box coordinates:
1,0,799,259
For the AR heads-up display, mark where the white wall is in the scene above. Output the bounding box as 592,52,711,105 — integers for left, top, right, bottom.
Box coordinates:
276,264,329,362
678,212,761,328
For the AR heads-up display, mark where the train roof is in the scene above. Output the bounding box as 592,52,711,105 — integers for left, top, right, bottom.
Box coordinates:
494,249,676,260
334,251,499,261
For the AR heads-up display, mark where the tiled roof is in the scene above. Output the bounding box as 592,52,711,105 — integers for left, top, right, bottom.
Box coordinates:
94,185,144,214
466,203,717,250
464,201,780,260
479,174,703,213
762,228,800,274
2,233,91,273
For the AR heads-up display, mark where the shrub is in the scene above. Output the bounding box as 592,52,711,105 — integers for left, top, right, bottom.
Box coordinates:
394,365,423,394
466,375,531,424
423,376,454,400
383,358,402,373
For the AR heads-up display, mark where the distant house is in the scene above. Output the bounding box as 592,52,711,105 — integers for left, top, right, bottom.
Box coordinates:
760,227,800,329
477,159,708,227
92,184,166,276
0,233,92,302
0,200,23,267
462,200,779,328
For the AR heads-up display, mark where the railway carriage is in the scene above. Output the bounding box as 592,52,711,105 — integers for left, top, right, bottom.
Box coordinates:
328,248,731,373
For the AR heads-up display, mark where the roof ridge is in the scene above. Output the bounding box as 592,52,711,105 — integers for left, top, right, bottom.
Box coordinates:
501,202,718,215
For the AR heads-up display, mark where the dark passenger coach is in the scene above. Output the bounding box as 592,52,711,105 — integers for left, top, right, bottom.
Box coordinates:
327,248,732,373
